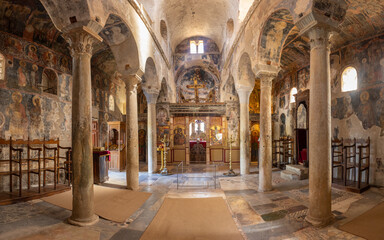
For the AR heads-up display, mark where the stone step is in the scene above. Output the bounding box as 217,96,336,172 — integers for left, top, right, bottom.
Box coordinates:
285,164,309,176
281,170,300,181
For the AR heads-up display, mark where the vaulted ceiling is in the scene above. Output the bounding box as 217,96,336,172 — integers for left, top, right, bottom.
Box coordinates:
159,0,239,52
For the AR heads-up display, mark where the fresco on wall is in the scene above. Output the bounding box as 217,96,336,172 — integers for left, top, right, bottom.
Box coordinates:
100,15,130,45
177,67,219,103
297,104,307,129
280,27,310,69
223,75,239,102
0,0,70,55
297,66,310,91
249,80,260,114
260,10,294,64
227,106,239,146
173,126,186,146
157,108,168,126
0,88,71,143
251,123,260,162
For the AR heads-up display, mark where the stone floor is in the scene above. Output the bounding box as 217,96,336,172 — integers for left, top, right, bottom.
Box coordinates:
0,162,383,240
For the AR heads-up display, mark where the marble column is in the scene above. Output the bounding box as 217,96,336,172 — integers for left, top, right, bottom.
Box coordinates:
64,26,102,226
258,74,275,192
238,88,252,175
305,26,332,227
144,90,159,174
125,75,140,190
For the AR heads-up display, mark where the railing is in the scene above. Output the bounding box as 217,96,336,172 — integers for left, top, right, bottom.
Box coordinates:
176,162,217,189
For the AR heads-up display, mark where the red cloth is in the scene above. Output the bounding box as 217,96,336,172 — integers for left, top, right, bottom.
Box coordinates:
93,150,111,161
300,148,307,163
190,141,206,149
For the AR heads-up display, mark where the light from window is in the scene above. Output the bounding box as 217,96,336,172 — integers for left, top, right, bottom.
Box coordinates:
0,54,4,81
197,40,204,54
341,67,358,92
190,41,197,54
290,87,297,103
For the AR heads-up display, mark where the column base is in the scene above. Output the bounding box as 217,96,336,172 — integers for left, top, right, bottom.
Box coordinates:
305,213,333,227
68,214,99,227
258,187,273,193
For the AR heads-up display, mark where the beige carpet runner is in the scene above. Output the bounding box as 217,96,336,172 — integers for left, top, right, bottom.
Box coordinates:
140,197,244,240
42,185,151,223
339,201,384,240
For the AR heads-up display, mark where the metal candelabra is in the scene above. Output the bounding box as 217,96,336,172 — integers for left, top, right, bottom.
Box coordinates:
160,134,169,175
224,134,238,176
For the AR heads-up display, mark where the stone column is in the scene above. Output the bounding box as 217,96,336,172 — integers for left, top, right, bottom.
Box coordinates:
305,26,332,227
237,88,252,175
125,75,140,190
64,26,102,226
144,90,159,174
258,74,275,192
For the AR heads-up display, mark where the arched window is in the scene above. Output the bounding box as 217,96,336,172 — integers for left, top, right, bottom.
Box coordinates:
190,40,204,54
341,67,358,92
0,53,5,81
290,87,297,103
41,68,58,95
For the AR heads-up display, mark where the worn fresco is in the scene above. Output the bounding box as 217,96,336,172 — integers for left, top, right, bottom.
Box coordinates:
100,15,130,45
281,27,310,69
259,9,295,64
227,105,240,146
157,107,168,126
249,80,260,114
0,88,71,143
223,75,238,102
177,67,219,103
297,66,310,91
0,0,70,55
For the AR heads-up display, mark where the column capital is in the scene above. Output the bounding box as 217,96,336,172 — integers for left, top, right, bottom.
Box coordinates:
63,26,103,57
123,74,141,92
254,64,279,83
237,87,252,104
143,89,160,104
296,0,348,36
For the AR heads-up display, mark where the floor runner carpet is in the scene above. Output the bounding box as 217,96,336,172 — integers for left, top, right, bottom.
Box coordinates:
42,185,151,223
140,197,243,240
339,201,384,240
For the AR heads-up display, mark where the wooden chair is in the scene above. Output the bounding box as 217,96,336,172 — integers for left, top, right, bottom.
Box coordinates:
283,137,294,166
43,138,58,190
332,138,344,183
344,138,356,186
357,137,370,189
27,138,43,193
56,139,72,186
9,137,24,197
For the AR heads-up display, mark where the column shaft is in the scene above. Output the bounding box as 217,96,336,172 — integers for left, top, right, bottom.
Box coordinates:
145,92,159,173
259,77,273,192
65,27,101,226
238,89,251,175
126,77,139,190
306,26,332,226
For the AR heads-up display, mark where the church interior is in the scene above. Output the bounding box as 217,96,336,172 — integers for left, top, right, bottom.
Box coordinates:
0,0,384,239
